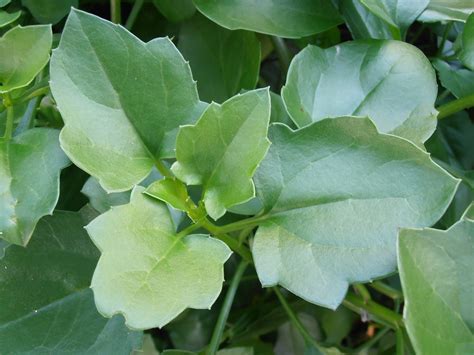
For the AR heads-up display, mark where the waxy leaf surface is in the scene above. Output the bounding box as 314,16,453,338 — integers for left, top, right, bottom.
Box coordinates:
50,9,205,192
172,89,271,220
433,59,474,99
0,210,143,353
252,117,459,309
0,9,21,28
193,0,343,38
0,129,69,245
460,13,474,70
0,25,52,93
282,40,438,145
419,1,474,22
398,205,474,354
87,187,232,329
178,14,260,103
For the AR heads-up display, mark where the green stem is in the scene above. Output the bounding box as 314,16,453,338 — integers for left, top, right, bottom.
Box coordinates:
353,283,371,303
208,260,248,355
369,281,403,300
343,291,404,330
270,36,290,81
396,328,404,355
125,0,144,30
110,0,121,24
437,93,474,119
211,214,268,234
154,159,173,178
175,221,203,240
437,22,453,57
4,104,14,140
274,287,321,349
16,86,49,105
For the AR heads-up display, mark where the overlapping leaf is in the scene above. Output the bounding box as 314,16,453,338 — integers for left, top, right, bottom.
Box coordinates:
50,9,206,192
172,89,271,220
282,40,438,145
433,59,474,98
252,117,459,309
86,187,232,329
0,129,69,245
0,210,142,353
398,205,474,354
419,0,474,22
460,13,474,70
22,0,77,24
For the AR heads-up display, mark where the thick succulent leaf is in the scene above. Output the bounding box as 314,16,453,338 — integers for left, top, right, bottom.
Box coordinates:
0,9,21,27
0,129,69,246
0,210,143,353
419,1,474,22
282,40,438,145
178,14,260,103
22,0,77,24
50,9,205,192
432,59,474,99
460,13,474,70
252,117,459,309
86,187,232,329
153,0,196,22
0,25,52,93
336,0,393,40
398,204,474,354
172,89,271,220
360,0,429,38
193,0,343,38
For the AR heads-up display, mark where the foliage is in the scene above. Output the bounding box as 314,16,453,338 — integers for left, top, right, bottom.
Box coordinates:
0,0,473,354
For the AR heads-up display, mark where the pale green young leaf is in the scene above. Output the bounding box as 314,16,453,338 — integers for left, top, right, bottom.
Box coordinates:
172,89,271,220
419,1,474,22
21,0,77,24
153,0,195,22
0,9,21,28
50,9,205,192
0,129,69,246
252,117,459,310
145,178,190,212
432,59,474,99
460,13,474,70
178,14,260,103
193,0,343,38
282,40,438,145
0,210,143,353
398,204,474,354
86,187,232,329
0,25,52,93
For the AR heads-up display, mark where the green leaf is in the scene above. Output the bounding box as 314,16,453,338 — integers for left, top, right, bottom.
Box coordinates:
0,25,52,93
178,14,260,103
153,0,195,22
432,59,474,99
252,117,459,310
171,89,271,220
460,13,474,70
419,1,474,22
218,347,254,355
0,9,21,28
282,40,438,145
0,210,143,353
50,9,206,192
360,0,429,39
336,0,394,40
193,0,343,38
0,0,11,7
86,187,232,329
22,0,77,24
145,178,190,212
270,92,294,128
398,204,474,354
0,129,69,246
82,177,131,213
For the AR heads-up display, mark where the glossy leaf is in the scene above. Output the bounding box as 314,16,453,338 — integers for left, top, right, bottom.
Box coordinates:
398,204,474,354
432,59,474,98
419,1,474,22
460,13,474,70
282,40,438,144
0,25,52,93
153,0,196,22
0,129,69,246
86,187,232,329
193,0,343,38
0,0,10,7
178,14,260,103
22,0,77,24
172,89,271,220
50,9,205,192
0,210,143,353
0,9,21,27
252,117,459,309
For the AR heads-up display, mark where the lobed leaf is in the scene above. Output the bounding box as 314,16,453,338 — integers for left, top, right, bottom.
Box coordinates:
252,117,459,309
